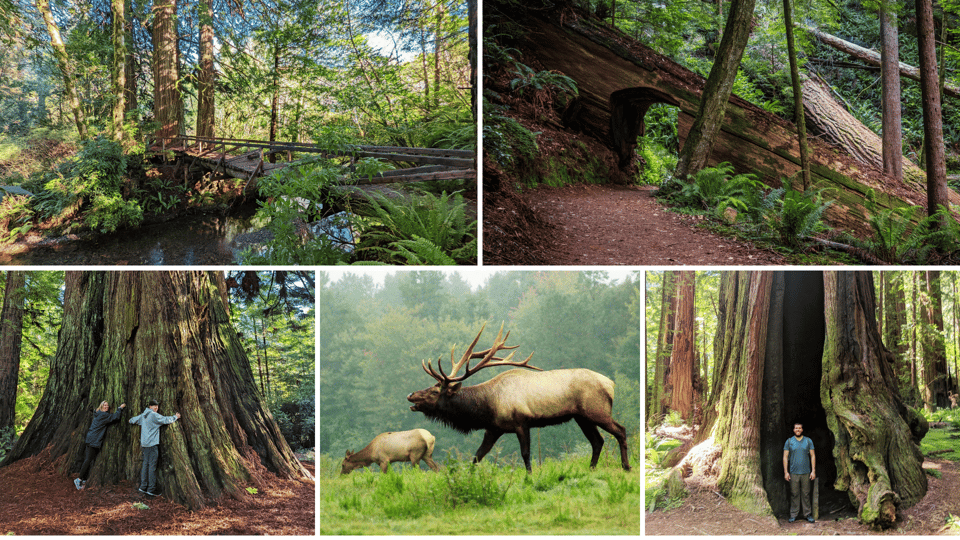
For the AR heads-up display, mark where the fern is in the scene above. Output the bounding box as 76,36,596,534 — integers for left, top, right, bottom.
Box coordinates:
663,162,763,215
355,191,476,264
762,180,832,248
382,236,459,265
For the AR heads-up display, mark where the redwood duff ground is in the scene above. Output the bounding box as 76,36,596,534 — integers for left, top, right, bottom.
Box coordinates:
0,453,315,535
645,457,960,535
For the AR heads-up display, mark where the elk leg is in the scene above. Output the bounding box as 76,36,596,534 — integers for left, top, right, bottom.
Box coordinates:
380,460,390,473
597,418,632,471
575,417,605,468
474,430,503,464
515,426,533,472
423,454,440,472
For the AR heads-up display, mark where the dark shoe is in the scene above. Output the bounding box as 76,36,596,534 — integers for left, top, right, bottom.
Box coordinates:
788,517,796,523
806,516,815,523
74,478,82,490
138,488,149,495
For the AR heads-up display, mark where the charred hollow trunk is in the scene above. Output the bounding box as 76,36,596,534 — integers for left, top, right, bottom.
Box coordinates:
692,271,926,528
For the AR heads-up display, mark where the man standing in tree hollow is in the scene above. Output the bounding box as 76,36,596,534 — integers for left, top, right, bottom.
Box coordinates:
783,422,816,523
129,399,180,496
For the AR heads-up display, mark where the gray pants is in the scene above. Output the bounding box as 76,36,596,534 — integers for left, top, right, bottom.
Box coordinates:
789,474,812,519
140,445,159,492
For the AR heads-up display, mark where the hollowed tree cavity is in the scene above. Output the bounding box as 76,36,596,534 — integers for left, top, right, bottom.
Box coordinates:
609,87,679,171
707,271,925,528
761,272,851,517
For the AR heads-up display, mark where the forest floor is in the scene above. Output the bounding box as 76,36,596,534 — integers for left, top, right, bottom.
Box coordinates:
485,183,793,265
0,450,315,535
646,454,960,535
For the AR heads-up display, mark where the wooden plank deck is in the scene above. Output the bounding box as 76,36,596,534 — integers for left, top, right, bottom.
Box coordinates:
149,136,476,193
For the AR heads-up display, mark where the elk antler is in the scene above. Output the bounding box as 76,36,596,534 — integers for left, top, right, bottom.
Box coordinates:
421,323,541,385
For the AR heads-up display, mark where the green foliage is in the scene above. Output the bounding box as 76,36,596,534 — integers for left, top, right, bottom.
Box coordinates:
483,97,539,171
245,487,259,495
761,180,832,248
637,138,677,186
861,193,940,264
132,502,150,510
661,162,764,216
0,427,16,462
319,453,641,534
355,191,476,265
21,136,143,233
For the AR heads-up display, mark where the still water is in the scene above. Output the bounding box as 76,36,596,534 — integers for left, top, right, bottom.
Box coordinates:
0,204,262,265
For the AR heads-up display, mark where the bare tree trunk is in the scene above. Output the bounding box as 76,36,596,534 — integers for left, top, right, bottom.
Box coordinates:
35,0,88,140
124,7,139,126
152,0,181,144
0,272,26,432
0,272,311,509
921,271,949,409
196,0,215,140
668,271,698,422
880,4,903,182
650,272,678,424
821,272,927,527
915,0,949,227
782,0,810,189
110,0,126,143
675,0,756,179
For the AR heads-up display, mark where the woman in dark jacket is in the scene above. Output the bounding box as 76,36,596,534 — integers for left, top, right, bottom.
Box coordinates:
75,400,125,490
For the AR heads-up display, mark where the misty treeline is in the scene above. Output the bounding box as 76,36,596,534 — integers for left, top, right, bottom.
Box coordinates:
646,270,960,427
0,270,314,452
319,270,642,468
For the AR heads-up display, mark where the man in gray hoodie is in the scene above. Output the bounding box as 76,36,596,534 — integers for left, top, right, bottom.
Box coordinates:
129,399,180,496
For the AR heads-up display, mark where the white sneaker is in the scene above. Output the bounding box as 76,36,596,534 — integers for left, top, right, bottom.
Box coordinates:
74,478,82,490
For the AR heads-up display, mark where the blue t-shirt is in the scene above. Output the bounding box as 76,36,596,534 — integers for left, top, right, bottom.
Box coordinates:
784,436,814,475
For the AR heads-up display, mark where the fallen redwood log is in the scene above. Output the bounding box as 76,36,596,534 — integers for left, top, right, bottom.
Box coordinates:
801,73,927,186
799,24,960,101
511,8,959,237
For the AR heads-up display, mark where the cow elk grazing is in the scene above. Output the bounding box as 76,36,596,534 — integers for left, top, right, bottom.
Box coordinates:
407,323,631,472
340,429,441,474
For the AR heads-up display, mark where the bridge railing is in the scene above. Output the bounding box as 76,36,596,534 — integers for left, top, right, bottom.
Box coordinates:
148,135,476,169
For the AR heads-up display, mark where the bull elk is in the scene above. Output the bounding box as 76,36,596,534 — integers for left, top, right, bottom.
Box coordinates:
407,323,631,472
340,429,441,474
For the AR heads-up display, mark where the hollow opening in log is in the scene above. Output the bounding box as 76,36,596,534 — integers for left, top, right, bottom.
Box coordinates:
761,272,857,519
609,87,680,172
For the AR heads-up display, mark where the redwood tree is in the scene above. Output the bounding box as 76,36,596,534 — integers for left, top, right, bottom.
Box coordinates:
649,271,678,423
153,0,182,144
0,271,310,509
682,271,927,529
0,271,26,432
915,0,948,226
667,271,698,422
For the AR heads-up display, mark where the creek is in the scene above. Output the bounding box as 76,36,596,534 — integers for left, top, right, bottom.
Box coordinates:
0,203,263,265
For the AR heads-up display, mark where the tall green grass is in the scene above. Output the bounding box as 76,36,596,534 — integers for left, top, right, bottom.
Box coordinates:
319,452,641,534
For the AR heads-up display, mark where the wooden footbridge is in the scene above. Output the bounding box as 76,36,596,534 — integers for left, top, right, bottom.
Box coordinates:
148,135,476,196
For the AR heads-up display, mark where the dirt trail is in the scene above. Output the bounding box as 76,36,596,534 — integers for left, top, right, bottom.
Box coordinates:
485,183,788,265
645,457,960,535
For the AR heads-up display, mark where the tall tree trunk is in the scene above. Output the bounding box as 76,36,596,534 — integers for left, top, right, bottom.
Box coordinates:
667,271,697,422
0,272,310,509
650,272,678,424
433,0,443,110
674,0,756,179
782,0,810,189
880,3,903,182
0,271,26,432
152,0,181,144
680,271,927,529
35,0,88,140
915,0,948,227
110,0,126,143
920,271,948,410
468,0,476,123
821,272,927,527
124,7,139,126
269,42,281,154
911,273,919,405
196,0,215,140
882,272,908,395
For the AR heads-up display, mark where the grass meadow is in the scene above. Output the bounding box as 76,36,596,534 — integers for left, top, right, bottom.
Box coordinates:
318,441,642,535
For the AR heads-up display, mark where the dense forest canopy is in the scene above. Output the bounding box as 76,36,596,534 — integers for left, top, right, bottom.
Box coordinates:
647,270,960,421
319,269,642,468
0,0,473,147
